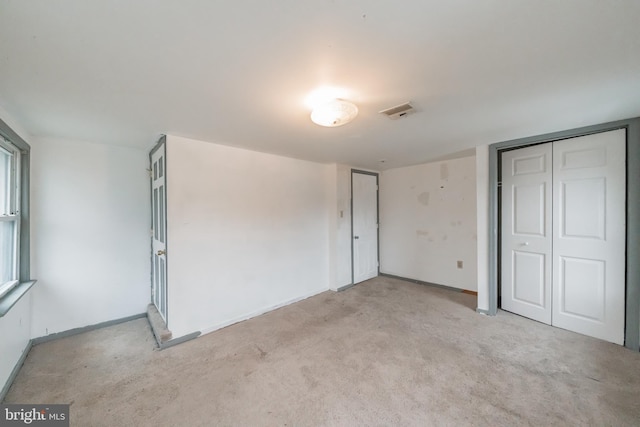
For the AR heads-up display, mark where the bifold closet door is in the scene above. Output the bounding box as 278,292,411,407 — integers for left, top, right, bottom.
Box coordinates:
501,129,626,345
551,130,626,345
501,144,553,325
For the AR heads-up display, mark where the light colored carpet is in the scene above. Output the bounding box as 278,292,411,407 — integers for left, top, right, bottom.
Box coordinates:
5,276,640,426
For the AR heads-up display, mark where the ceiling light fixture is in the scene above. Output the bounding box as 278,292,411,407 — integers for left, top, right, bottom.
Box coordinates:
310,99,358,127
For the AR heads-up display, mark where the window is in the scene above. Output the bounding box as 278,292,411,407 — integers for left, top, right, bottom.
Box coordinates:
0,118,32,316
0,136,20,298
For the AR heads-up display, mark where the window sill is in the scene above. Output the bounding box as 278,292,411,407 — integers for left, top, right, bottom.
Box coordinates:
0,280,36,318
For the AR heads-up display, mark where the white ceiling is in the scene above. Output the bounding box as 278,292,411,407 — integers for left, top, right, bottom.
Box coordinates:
1,1,639,170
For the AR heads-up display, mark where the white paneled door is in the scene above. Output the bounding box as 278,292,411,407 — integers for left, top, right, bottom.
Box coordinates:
151,143,168,321
552,130,626,344
352,172,379,284
501,144,553,324
501,129,626,344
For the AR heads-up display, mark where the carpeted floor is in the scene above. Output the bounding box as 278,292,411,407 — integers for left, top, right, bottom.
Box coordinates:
5,276,640,426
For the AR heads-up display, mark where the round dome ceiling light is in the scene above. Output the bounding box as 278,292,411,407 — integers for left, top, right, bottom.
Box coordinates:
310,99,358,127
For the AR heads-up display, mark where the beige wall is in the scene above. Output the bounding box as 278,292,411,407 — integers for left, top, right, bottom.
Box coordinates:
380,155,478,291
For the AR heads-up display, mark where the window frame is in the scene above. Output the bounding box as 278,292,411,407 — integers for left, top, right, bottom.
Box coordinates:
0,137,21,297
0,117,33,317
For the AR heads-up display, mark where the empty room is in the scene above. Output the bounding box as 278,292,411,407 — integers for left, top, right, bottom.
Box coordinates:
1,1,639,426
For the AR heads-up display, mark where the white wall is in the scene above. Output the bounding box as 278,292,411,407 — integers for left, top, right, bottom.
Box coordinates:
326,165,338,290
335,165,353,289
327,164,353,290
165,135,330,338
0,293,31,396
475,145,490,311
380,155,478,290
29,137,150,337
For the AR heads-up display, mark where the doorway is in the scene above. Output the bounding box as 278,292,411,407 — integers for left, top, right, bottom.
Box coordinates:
351,170,379,285
500,130,625,344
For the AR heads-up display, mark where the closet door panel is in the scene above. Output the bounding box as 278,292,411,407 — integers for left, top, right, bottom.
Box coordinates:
552,129,626,345
501,144,553,324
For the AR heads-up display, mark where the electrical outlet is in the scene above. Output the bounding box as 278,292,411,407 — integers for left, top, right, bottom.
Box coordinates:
457,260,463,269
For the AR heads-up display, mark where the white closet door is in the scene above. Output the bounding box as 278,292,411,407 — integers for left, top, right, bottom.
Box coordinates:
352,172,379,284
501,144,553,324
552,129,626,345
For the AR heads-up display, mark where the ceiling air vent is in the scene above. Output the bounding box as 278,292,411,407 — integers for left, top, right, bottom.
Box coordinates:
379,102,414,119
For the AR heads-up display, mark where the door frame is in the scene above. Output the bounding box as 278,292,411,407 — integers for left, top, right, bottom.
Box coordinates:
149,135,168,323
350,169,380,285
487,117,640,350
